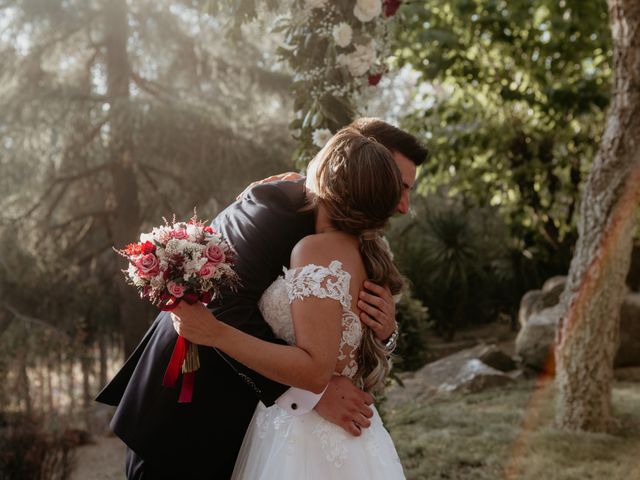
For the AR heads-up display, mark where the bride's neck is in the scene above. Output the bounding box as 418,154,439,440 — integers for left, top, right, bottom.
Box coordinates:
315,204,336,234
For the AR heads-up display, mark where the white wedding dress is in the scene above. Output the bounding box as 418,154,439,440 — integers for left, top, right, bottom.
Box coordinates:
231,260,405,479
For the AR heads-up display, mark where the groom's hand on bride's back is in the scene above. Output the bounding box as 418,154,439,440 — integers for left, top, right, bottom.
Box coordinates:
358,281,397,344
314,376,373,437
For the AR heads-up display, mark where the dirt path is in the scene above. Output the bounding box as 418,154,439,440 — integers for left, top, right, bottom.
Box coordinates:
71,435,125,480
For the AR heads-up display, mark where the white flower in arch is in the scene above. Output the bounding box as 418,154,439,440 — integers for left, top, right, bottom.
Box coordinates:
332,22,353,48
354,0,382,22
312,128,333,148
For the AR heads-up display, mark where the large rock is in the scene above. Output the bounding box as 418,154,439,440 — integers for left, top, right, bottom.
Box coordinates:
385,344,515,409
438,359,514,393
515,292,640,370
515,304,563,370
475,344,517,372
518,276,566,328
616,293,640,367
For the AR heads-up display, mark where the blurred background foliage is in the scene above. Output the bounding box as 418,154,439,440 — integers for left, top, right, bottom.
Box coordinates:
386,0,612,338
0,0,616,476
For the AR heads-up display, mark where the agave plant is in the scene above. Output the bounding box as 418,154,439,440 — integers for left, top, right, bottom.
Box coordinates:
389,193,520,340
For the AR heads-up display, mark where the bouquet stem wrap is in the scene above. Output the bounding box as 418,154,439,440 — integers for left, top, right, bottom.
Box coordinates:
159,293,209,403
162,334,199,403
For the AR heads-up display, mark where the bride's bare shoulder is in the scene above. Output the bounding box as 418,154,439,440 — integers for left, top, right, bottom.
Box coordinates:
290,232,360,271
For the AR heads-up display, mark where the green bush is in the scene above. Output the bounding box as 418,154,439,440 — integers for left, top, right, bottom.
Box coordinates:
393,288,430,372
389,193,543,340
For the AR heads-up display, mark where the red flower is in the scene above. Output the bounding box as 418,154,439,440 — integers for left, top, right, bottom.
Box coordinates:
141,241,156,254
383,0,401,17
368,73,383,86
124,243,143,255
204,226,215,234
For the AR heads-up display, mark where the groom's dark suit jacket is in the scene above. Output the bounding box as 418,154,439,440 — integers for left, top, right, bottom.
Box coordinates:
96,179,315,479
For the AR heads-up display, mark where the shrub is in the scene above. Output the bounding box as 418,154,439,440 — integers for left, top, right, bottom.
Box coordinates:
393,288,430,372
389,192,541,339
0,413,76,480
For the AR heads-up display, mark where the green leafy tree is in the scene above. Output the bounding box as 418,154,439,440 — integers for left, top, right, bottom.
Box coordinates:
394,0,611,272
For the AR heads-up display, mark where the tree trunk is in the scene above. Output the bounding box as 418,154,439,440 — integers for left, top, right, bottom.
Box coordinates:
98,333,108,388
16,348,32,415
104,0,148,356
47,361,55,412
81,348,93,409
67,353,76,415
555,0,640,432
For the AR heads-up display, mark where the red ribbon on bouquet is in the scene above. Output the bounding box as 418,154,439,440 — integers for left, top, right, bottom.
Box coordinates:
162,335,195,403
159,291,212,403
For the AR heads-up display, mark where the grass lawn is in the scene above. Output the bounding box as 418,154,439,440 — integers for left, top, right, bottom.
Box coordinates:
385,379,640,480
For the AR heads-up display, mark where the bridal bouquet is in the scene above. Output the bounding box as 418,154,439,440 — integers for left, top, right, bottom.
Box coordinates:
115,213,239,402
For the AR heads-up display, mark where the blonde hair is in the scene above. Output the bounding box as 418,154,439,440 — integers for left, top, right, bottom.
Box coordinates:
311,127,404,393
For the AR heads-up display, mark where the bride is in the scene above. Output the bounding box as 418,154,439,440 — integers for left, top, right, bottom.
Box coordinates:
172,126,406,479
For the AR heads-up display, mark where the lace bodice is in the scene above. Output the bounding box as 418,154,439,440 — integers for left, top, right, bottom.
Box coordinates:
258,260,362,378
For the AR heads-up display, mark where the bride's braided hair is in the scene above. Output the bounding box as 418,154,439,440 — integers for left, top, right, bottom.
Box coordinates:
311,127,404,394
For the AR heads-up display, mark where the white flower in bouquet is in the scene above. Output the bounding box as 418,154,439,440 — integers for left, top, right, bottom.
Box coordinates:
128,264,145,287
183,256,208,280
186,223,201,241
332,22,353,48
354,0,382,22
312,128,333,148
150,272,166,290
139,232,155,244
337,41,377,77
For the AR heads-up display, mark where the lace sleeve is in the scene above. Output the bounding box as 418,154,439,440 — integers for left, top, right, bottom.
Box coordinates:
284,260,352,310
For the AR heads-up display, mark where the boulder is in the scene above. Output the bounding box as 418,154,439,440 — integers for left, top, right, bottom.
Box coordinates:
518,276,566,328
515,293,640,370
476,344,517,372
515,304,563,370
438,359,514,394
385,344,515,409
542,275,567,293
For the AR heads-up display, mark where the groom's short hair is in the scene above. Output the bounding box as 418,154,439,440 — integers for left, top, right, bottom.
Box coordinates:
348,118,428,166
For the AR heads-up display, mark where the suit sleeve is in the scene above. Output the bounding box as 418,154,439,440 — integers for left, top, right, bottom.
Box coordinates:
208,180,314,407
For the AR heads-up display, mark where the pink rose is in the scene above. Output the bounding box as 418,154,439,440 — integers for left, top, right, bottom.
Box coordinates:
170,228,189,240
204,244,225,265
134,253,160,276
198,262,217,279
167,281,185,298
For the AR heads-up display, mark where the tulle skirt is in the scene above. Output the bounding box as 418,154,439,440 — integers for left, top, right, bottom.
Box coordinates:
231,402,405,479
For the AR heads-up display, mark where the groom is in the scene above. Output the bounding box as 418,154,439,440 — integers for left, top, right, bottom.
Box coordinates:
96,118,427,479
